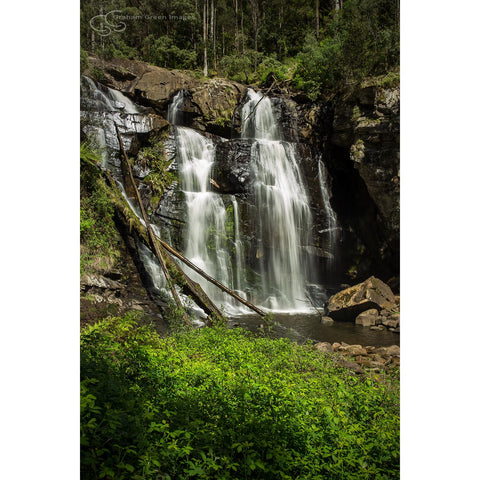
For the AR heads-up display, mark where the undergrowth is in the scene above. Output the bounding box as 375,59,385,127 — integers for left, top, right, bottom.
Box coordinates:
81,315,399,479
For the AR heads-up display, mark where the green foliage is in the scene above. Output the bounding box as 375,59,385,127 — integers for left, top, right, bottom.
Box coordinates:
80,141,120,274
294,0,399,97
89,66,106,83
219,52,255,84
294,34,343,97
81,0,398,94
81,48,90,73
145,35,197,70
81,316,400,479
102,37,139,61
255,55,296,86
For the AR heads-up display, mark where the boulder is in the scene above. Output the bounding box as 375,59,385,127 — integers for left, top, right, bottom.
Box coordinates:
314,342,333,353
321,316,335,325
345,345,368,356
324,276,396,321
382,318,399,328
355,308,378,327
335,358,364,375
86,56,246,134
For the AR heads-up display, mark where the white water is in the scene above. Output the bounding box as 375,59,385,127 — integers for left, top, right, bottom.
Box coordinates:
169,92,247,314
241,89,314,311
167,90,185,125
231,196,247,297
317,155,339,265
81,76,152,168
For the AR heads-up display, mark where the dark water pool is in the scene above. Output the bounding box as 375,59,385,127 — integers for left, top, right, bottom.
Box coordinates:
229,313,400,347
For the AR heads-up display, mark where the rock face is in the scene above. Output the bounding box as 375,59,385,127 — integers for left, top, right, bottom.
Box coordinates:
86,56,246,136
213,139,255,193
325,276,396,321
329,83,400,281
82,57,400,318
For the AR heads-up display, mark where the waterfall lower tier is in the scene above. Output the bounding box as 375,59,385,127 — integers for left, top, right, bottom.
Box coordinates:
176,126,247,314
241,89,315,311
250,139,313,310
318,155,339,269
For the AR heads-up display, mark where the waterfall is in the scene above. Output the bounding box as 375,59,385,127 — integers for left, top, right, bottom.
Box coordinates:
169,91,246,314
82,79,334,317
80,76,152,169
167,90,185,125
317,155,339,265
241,89,313,311
231,196,247,296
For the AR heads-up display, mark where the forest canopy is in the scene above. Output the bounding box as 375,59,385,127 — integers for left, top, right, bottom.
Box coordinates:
81,0,399,96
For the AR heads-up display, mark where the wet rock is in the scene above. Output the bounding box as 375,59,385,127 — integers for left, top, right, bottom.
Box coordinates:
382,318,399,329
355,308,378,327
330,84,399,279
321,316,335,325
325,276,396,321
332,342,341,352
190,79,246,136
81,274,123,291
370,325,385,331
213,139,254,193
384,345,400,356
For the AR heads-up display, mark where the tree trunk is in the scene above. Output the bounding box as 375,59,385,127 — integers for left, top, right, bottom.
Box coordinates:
234,0,239,53
240,0,245,54
203,0,208,76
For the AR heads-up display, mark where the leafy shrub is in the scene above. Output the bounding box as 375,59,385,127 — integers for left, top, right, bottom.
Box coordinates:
81,316,400,479
136,132,176,200
145,35,197,70
294,34,343,97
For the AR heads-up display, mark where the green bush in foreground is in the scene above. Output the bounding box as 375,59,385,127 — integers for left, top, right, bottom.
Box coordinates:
81,315,399,479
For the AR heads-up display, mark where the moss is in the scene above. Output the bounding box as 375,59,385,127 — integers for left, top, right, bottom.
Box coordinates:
136,131,175,197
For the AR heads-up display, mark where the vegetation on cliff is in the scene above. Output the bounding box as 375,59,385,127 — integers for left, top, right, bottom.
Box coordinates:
80,142,121,275
81,315,399,479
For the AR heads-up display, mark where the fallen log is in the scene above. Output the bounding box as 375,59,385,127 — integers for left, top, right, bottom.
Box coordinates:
154,236,267,318
85,129,266,321
115,123,191,326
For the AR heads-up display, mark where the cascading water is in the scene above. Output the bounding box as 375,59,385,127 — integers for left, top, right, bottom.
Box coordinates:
169,92,246,313
231,196,247,297
80,76,152,169
241,89,314,311
81,78,337,318
317,155,339,267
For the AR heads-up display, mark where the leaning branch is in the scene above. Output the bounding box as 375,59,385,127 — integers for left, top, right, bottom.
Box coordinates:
154,235,267,317
114,123,190,326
